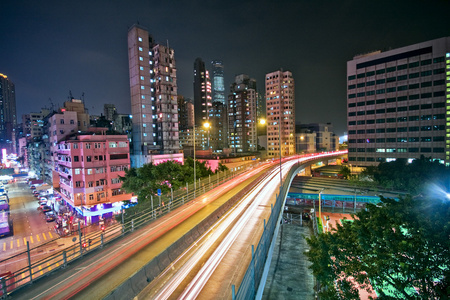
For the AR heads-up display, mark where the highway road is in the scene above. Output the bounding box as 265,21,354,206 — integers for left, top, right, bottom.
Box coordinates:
11,152,344,299
1,179,58,269
12,161,277,299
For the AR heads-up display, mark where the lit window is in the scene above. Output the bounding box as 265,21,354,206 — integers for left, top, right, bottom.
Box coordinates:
141,95,145,99
143,124,147,127
141,86,145,90
143,114,146,118
143,133,147,136
139,57,143,61
140,76,144,80
140,66,144,71
139,47,143,51
138,37,142,42
149,51,152,55
142,104,145,108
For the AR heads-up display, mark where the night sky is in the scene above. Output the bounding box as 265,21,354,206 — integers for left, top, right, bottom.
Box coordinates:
1,0,450,135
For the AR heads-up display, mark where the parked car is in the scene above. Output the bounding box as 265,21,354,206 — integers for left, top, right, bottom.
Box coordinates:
38,200,47,206
45,212,56,222
30,185,36,190
41,205,52,213
39,197,47,202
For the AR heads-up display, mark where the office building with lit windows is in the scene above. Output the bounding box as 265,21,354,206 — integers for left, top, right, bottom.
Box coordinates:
128,24,181,168
193,58,212,126
0,73,17,154
347,37,450,166
265,70,295,157
228,74,257,153
211,60,225,105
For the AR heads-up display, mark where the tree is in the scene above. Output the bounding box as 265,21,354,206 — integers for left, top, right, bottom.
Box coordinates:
338,165,351,179
360,156,450,195
305,196,450,299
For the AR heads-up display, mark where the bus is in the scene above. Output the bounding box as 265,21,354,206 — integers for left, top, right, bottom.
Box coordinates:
0,212,12,238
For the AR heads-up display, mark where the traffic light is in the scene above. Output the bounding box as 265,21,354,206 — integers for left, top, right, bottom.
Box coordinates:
101,225,105,232
82,242,87,248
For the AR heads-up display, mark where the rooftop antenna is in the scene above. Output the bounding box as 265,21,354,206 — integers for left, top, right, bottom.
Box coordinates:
81,92,85,104
69,90,74,100
167,39,169,49
49,98,54,111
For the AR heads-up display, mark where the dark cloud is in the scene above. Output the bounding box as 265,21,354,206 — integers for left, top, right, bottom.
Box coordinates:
1,0,449,135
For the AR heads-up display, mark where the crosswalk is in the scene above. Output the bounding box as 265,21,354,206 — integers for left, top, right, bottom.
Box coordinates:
2,231,55,251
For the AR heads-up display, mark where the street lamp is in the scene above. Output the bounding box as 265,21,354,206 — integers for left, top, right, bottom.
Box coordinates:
203,121,210,150
319,188,324,222
193,121,211,199
257,118,266,154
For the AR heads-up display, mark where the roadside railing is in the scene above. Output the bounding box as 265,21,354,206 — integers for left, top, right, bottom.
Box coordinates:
0,163,256,298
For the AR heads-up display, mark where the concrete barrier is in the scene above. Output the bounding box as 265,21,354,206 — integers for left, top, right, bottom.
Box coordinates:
105,171,267,300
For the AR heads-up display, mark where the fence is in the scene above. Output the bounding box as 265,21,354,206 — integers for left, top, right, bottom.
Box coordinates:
0,164,253,298
232,164,298,300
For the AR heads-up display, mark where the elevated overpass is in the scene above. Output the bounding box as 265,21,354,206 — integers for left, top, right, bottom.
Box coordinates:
8,151,347,299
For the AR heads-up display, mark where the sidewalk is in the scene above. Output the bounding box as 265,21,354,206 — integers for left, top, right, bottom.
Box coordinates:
262,221,315,300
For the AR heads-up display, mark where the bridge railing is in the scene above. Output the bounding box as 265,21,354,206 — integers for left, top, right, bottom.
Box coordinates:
233,163,298,300
0,163,255,298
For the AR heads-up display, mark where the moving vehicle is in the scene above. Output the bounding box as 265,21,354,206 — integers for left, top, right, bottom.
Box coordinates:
0,212,12,237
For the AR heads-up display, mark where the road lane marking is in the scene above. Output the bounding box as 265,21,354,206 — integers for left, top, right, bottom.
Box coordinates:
47,262,51,271
17,239,20,247
48,232,53,239
2,243,5,251
30,236,34,243
43,233,47,240
23,237,27,245
39,265,43,275
37,235,40,242
10,240,12,249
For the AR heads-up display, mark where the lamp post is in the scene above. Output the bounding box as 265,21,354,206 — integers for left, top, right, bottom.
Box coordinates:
319,188,324,222
204,122,210,150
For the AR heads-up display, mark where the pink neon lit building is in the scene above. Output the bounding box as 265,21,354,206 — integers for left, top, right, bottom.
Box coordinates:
54,128,133,221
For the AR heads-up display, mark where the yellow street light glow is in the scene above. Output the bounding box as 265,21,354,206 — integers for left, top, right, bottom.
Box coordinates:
203,122,210,129
259,119,266,125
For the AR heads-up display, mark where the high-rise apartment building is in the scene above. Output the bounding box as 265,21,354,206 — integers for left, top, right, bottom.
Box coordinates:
347,37,450,166
265,70,295,157
211,60,225,105
104,104,116,121
228,74,257,153
46,99,90,184
128,24,181,168
22,109,50,141
54,128,133,223
193,58,212,126
0,73,17,154
209,101,228,152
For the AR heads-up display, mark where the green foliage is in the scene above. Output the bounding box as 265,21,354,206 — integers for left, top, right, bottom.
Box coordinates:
305,196,450,299
360,156,449,195
119,158,214,203
339,165,351,179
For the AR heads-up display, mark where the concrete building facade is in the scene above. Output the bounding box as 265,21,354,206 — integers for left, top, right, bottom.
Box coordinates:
54,129,133,223
265,70,295,157
228,74,257,153
127,24,181,168
0,73,17,154
347,37,450,166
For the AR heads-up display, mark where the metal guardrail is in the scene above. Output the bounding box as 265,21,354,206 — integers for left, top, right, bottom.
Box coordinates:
232,152,346,300
233,163,298,300
0,164,255,298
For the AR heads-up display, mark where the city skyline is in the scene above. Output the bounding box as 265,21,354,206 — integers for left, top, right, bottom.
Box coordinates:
1,1,450,135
